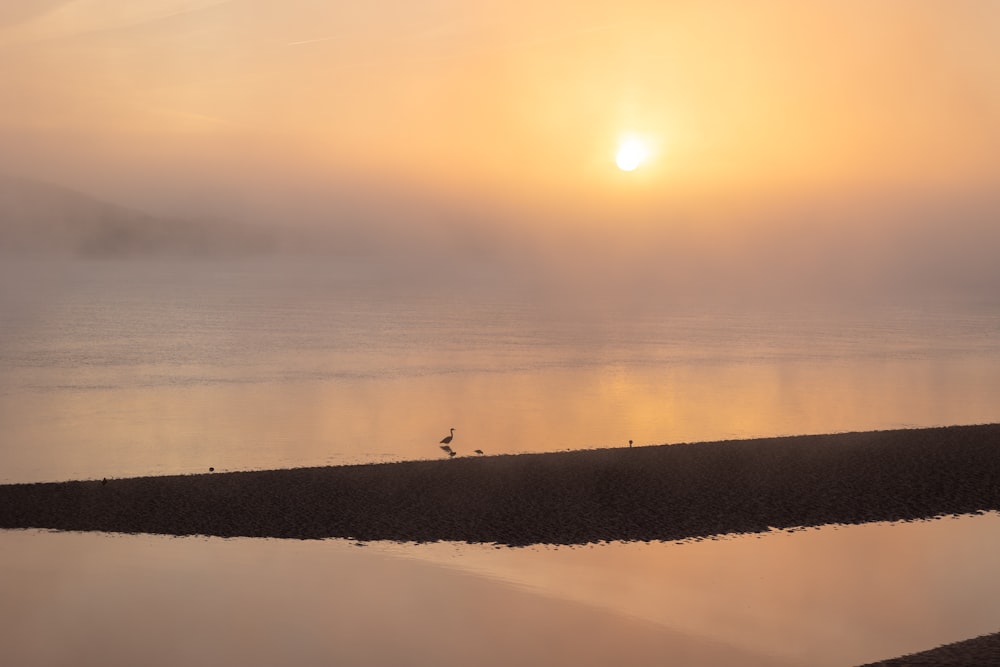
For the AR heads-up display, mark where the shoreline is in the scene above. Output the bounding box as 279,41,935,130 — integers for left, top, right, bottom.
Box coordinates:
1,423,998,546
858,631,1000,666
3,423,1000,665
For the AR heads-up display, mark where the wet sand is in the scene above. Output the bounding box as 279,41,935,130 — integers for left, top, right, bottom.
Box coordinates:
857,630,1000,666
1,423,998,546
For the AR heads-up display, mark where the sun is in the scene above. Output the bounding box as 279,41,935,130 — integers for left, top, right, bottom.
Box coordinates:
615,137,648,172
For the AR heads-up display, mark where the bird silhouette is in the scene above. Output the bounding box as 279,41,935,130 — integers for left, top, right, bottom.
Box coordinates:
628,440,633,448
474,449,484,455
448,451,457,458
440,428,455,445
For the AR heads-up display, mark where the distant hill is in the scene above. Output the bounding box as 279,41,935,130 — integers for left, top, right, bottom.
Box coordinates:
0,175,275,257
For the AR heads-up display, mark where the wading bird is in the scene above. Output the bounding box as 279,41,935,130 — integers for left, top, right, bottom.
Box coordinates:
440,428,455,445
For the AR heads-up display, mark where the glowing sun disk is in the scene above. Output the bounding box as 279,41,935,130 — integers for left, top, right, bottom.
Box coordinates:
616,138,647,171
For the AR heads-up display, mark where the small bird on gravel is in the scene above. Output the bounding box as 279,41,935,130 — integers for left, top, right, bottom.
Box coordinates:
474,449,484,455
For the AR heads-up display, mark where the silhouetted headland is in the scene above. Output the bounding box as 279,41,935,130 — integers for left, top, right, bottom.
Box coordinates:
1,424,998,546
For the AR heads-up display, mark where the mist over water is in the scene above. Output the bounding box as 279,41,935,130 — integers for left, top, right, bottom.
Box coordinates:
3,170,1000,487
1,254,998,484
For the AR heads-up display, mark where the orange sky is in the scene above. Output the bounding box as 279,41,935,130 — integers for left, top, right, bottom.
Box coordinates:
1,1,999,243
2,4,997,453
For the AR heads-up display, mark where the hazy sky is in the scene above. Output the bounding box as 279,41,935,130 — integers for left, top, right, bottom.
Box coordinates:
2,1,999,295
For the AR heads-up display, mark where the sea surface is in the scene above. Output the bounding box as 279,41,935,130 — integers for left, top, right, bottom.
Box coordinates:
1,256,999,483
2,256,1000,666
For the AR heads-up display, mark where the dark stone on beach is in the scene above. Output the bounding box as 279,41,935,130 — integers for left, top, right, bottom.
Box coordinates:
0,424,998,547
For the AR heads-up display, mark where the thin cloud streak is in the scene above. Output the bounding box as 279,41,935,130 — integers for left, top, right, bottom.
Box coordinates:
286,34,345,47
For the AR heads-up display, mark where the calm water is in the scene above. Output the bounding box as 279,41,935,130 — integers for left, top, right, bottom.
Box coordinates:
2,257,1000,666
1,257,998,482
2,513,1000,667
